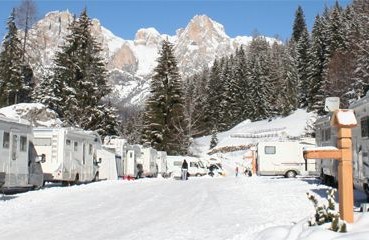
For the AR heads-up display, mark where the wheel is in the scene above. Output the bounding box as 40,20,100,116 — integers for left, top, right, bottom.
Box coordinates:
285,170,297,178
195,173,201,177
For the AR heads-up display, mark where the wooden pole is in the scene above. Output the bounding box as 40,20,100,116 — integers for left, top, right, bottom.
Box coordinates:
337,127,354,223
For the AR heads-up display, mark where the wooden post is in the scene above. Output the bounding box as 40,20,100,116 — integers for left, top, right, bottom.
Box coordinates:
304,109,356,223
337,128,354,223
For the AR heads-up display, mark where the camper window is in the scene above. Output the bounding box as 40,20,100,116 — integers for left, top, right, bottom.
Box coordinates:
89,144,93,155
3,132,9,149
361,117,369,137
265,146,276,155
20,136,27,152
74,142,78,151
66,139,71,146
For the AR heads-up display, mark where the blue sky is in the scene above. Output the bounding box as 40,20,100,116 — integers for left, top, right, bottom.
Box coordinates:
0,0,351,41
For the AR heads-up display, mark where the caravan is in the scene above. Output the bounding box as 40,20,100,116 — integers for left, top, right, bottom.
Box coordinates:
0,116,43,193
156,151,167,177
316,93,369,198
138,147,158,178
33,127,101,185
256,140,316,178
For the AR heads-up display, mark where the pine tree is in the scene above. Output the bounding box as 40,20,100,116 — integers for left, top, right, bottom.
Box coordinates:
234,46,253,121
307,15,327,114
184,68,209,138
48,9,117,134
142,40,188,155
292,6,308,43
204,59,224,132
0,9,24,107
296,28,310,108
280,42,299,115
246,37,272,120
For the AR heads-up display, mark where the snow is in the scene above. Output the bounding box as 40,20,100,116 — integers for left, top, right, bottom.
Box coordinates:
0,103,62,127
335,110,357,126
133,43,160,76
191,109,315,157
1,108,369,239
101,26,125,56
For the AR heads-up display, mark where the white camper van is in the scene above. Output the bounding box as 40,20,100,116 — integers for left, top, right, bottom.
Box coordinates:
314,114,339,185
138,147,158,178
156,151,168,177
125,145,141,179
97,147,118,180
103,138,127,178
0,116,43,192
256,141,316,178
167,156,207,178
33,127,102,185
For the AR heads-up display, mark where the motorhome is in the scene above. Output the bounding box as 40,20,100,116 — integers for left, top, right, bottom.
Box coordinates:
97,147,118,180
33,127,102,185
314,114,339,185
316,93,369,198
156,151,168,177
351,96,369,196
138,146,158,178
0,115,43,193
256,140,316,178
124,144,141,179
103,138,127,179
166,156,207,178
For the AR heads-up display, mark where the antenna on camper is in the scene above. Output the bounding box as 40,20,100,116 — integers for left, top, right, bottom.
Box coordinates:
324,97,340,112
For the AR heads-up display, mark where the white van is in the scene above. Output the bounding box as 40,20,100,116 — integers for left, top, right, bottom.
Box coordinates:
33,127,102,185
167,156,207,178
256,141,316,178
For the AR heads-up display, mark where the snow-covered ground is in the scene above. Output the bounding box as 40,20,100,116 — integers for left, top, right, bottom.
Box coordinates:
0,176,325,240
1,175,368,240
1,108,369,239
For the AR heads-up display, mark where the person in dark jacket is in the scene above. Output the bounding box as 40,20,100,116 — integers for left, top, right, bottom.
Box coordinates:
181,159,188,180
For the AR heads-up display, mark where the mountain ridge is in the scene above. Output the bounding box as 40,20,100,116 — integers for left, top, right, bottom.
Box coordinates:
23,10,279,107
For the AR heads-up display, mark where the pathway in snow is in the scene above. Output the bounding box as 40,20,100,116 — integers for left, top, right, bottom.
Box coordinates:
0,176,329,240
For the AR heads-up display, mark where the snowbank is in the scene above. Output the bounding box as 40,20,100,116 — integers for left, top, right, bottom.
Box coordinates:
190,109,316,157
0,103,62,127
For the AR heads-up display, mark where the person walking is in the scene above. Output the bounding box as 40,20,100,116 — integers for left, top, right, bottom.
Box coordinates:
181,159,188,180
235,166,239,177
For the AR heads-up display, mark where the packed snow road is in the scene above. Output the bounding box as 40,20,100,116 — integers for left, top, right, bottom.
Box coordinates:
0,176,329,240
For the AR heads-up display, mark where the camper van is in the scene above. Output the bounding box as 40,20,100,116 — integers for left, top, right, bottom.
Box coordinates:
138,147,158,178
103,138,128,179
256,141,316,178
314,114,339,185
167,156,207,178
316,93,369,198
156,151,168,177
124,145,141,179
0,116,43,193
33,127,102,185
97,147,118,180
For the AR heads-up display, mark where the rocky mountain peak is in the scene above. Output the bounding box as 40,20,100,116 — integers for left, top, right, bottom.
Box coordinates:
134,27,163,47
180,15,229,43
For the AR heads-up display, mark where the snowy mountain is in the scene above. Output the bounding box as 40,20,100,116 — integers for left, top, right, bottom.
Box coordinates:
24,11,278,107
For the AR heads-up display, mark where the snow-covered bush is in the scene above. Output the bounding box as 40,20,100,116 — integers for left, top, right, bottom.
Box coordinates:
306,189,347,232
